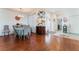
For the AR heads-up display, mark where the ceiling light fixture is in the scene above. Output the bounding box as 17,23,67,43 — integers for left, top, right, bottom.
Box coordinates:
15,8,24,21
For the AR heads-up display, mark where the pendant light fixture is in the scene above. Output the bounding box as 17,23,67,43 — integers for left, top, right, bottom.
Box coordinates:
15,8,24,21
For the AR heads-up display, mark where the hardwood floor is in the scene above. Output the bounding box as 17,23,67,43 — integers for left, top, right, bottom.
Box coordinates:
0,33,79,51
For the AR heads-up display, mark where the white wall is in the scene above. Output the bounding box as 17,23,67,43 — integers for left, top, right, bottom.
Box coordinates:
0,8,79,36
52,8,79,34
62,9,79,34
26,8,79,34
28,14,38,33
0,9,28,36
28,12,54,33
69,16,79,34
0,8,52,36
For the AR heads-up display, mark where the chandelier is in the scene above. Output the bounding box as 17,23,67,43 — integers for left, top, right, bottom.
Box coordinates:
15,8,24,21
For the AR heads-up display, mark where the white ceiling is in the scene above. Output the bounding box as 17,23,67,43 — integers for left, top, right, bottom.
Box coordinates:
8,8,79,16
